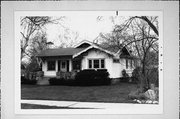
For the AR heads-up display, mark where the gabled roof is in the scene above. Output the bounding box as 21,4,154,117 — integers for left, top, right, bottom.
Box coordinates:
38,40,133,58
37,48,86,57
73,45,116,58
74,40,93,48
97,44,121,53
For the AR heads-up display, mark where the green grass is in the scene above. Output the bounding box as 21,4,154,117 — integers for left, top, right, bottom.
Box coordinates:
21,83,137,103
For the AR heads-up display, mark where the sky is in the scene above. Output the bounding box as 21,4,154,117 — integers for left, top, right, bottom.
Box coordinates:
45,13,127,47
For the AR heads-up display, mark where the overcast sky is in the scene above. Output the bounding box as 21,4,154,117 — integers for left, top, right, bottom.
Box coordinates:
45,12,127,47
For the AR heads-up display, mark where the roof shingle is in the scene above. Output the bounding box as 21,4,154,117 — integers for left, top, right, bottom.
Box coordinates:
37,48,86,57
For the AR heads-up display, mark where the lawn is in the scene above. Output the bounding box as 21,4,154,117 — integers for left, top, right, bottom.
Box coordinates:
21,83,137,103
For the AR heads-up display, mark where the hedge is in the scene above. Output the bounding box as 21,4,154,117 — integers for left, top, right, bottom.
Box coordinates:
21,76,37,85
49,78,76,86
49,69,111,86
75,69,111,86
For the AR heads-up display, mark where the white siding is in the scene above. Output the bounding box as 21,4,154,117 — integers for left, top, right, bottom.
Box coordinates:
112,60,122,78
120,58,134,77
81,49,120,78
41,51,134,78
42,61,56,77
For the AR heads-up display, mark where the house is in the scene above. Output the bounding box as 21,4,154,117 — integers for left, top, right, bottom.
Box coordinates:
37,40,135,78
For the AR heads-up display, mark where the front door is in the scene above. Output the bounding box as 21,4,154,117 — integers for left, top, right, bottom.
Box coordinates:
61,60,67,72
58,60,69,72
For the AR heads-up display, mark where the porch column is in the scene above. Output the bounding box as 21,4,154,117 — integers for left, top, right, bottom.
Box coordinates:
42,61,46,72
55,60,58,72
69,59,72,72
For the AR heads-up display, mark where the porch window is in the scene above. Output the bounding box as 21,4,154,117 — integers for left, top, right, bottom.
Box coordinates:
47,60,56,71
88,59,105,69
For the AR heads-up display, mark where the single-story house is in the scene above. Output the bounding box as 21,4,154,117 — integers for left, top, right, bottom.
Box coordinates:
37,40,136,78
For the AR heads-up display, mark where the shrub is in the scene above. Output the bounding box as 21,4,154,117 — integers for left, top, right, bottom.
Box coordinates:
97,69,107,72
122,69,129,77
49,78,76,86
75,69,111,86
56,72,74,80
97,69,109,78
120,69,129,82
49,69,111,86
36,71,44,77
21,76,37,85
131,67,141,83
131,67,159,87
128,88,146,100
21,76,27,83
147,68,158,87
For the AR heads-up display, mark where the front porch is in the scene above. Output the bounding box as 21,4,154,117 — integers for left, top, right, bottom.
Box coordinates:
42,57,82,77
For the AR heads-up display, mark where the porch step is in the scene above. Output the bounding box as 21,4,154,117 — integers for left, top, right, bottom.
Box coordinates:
36,77,50,85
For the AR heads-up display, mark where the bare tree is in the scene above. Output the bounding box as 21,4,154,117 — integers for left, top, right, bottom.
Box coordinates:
58,29,79,48
116,16,159,36
128,18,158,88
20,16,64,60
22,31,52,71
98,16,159,89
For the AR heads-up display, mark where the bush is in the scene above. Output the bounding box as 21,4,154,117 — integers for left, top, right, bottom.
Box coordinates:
49,69,111,86
49,78,76,86
97,69,109,78
122,69,129,77
147,68,158,87
21,76,37,85
75,69,96,80
75,69,111,86
56,71,75,80
120,69,130,82
131,67,141,83
36,71,44,77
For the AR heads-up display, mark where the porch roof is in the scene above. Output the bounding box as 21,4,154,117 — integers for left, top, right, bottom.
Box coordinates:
37,48,86,57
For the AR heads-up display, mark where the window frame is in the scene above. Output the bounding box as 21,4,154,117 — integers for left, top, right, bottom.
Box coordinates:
113,58,120,63
101,59,105,68
88,59,105,69
47,60,56,71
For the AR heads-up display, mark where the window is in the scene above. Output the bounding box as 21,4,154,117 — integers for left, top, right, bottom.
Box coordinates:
88,59,105,69
88,60,92,68
94,60,99,68
101,59,105,68
126,59,128,69
113,59,120,63
47,60,55,71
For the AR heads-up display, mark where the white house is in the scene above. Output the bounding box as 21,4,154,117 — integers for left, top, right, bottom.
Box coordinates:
38,40,135,78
